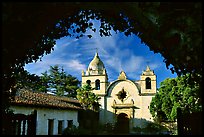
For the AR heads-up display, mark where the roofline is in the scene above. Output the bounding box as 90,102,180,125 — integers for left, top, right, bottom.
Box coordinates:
106,79,140,96
10,102,83,110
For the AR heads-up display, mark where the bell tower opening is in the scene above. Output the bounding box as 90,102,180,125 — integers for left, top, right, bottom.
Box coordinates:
86,80,91,86
145,77,151,89
95,79,100,90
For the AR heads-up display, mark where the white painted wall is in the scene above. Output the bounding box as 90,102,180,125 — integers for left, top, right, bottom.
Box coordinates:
10,106,79,135
103,80,155,129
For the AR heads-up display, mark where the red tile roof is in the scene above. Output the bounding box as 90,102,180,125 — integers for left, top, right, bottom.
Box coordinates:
11,89,82,110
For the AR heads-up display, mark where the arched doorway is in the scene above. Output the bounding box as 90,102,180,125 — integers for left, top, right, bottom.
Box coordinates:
115,113,129,134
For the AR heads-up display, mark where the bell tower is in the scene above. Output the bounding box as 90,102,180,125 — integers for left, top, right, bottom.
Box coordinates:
81,52,108,96
140,66,157,94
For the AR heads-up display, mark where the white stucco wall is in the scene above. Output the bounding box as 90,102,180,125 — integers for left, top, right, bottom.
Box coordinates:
10,106,79,135
103,80,154,129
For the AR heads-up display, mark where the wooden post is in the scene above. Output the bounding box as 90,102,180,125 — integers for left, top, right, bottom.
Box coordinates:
177,107,183,135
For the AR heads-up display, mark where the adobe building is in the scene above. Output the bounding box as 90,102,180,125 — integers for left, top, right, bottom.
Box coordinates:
81,52,157,133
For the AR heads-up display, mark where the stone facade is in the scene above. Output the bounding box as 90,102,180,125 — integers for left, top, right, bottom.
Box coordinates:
81,52,157,132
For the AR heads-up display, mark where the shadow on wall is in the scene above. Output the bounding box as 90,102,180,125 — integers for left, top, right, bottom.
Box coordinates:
63,108,169,135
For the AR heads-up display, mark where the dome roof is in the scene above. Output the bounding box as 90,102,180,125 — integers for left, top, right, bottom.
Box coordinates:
88,52,105,71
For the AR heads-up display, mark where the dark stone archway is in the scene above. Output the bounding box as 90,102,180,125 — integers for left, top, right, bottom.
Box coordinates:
115,113,129,134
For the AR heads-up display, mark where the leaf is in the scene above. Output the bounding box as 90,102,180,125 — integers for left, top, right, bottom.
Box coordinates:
87,35,92,38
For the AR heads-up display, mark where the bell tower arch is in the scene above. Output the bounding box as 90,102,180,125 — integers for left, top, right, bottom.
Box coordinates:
140,66,157,94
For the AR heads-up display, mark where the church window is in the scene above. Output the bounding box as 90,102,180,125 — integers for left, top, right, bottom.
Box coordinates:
116,88,127,102
95,79,100,90
145,77,151,89
86,80,91,86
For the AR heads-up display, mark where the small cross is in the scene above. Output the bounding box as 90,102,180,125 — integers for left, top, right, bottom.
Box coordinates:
96,48,98,53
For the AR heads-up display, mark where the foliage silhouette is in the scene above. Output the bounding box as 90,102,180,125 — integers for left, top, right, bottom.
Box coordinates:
2,2,202,116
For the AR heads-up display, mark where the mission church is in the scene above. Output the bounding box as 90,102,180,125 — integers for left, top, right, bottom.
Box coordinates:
8,51,158,135
81,52,157,133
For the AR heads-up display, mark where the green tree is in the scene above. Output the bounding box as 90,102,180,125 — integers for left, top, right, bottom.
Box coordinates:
40,71,50,92
14,69,47,92
14,65,80,97
76,84,100,111
150,73,202,122
43,65,80,97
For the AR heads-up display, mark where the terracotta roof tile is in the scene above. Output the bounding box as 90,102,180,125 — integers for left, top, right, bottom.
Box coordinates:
11,89,82,110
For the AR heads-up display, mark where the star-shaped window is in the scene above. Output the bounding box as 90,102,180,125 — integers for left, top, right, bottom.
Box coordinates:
116,88,127,102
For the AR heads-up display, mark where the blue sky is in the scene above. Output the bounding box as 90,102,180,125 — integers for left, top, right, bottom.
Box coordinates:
24,20,177,88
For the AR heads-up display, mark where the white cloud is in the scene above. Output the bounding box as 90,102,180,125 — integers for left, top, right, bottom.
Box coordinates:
123,55,145,72
25,52,86,77
55,37,79,48
105,56,123,72
64,59,86,72
148,62,162,70
24,61,51,76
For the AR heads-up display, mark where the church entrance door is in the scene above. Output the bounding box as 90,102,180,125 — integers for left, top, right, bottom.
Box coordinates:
115,113,129,134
